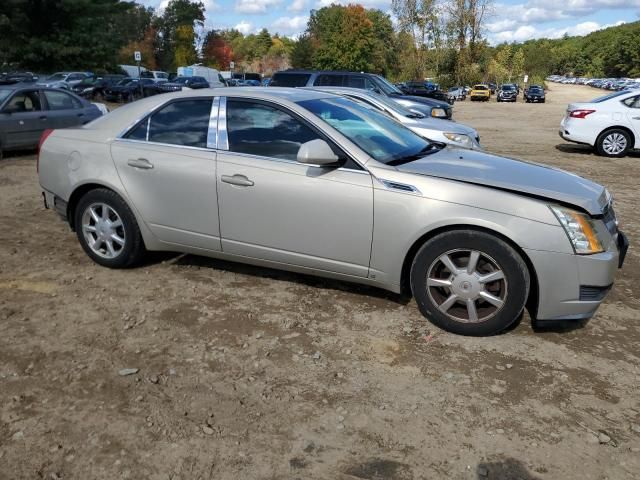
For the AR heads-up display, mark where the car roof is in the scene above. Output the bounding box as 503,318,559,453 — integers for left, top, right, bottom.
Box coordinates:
273,70,381,77
85,87,338,135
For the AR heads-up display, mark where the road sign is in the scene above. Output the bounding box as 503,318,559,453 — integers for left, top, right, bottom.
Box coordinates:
229,61,235,70
524,74,529,83
134,51,142,62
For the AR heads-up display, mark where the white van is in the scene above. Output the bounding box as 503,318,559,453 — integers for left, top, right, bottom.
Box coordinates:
140,71,169,83
177,65,226,87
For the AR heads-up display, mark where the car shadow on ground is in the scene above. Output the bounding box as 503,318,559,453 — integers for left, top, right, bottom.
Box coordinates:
556,143,640,157
149,251,413,306
476,457,543,479
532,318,589,334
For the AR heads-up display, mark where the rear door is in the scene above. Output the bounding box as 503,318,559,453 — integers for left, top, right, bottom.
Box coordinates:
111,97,221,250
0,89,47,149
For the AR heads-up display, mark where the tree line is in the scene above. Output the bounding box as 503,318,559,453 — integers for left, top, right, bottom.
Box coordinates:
1,0,638,83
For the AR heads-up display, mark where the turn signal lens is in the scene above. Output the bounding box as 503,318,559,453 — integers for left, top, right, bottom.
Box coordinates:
550,206,604,254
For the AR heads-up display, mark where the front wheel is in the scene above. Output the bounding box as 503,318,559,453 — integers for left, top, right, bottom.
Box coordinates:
74,188,146,268
410,230,530,336
596,128,630,157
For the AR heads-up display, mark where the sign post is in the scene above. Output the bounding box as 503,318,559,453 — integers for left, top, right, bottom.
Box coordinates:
134,51,142,99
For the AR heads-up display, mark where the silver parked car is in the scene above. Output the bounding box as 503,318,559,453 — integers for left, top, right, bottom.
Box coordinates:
38,87,628,336
306,87,481,149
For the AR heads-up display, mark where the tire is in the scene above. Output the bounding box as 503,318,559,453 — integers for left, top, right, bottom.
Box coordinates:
74,188,146,268
596,128,631,158
410,230,530,336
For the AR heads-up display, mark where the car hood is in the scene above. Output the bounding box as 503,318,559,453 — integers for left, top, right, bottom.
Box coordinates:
406,116,477,137
390,93,449,109
396,147,607,215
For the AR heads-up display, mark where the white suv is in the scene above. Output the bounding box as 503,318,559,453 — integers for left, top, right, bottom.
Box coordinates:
560,90,640,157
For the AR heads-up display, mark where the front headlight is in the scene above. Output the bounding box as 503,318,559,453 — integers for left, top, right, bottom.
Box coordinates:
82,88,92,93
443,132,474,148
431,108,447,118
549,206,604,254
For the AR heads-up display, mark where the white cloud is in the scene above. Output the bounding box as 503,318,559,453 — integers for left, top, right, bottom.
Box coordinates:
234,20,253,34
272,15,309,34
490,20,627,43
235,0,283,14
289,0,306,12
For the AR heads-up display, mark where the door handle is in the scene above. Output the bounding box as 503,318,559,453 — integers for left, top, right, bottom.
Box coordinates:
77,113,84,117
39,115,47,120
633,116,640,120
127,158,154,170
221,174,254,187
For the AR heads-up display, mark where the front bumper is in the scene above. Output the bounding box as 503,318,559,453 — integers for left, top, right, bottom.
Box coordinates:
524,231,628,321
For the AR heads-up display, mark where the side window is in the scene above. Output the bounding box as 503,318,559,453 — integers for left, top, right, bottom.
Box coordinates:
4,91,42,112
126,99,213,148
68,74,84,81
347,76,366,89
623,96,640,108
44,90,82,110
226,99,361,169
315,74,345,87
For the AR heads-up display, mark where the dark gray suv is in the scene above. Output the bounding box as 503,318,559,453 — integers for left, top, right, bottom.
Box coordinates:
269,70,453,119
0,84,102,159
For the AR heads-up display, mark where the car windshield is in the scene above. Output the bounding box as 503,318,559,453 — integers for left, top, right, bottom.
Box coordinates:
174,77,190,84
529,87,543,92
117,79,134,86
474,85,487,90
352,92,420,118
156,72,168,79
298,97,435,165
0,89,13,103
372,75,404,95
46,73,66,81
502,85,515,91
591,91,629,103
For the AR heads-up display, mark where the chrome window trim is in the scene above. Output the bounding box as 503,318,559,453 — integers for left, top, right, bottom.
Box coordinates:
113,137,215,153
217,96,229,150
217,149,369,175
145,116,150,142
207,96,220,149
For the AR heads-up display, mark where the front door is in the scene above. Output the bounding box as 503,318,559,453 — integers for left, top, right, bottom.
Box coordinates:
216,98,374,277
111,97,221,251
0,89,47,149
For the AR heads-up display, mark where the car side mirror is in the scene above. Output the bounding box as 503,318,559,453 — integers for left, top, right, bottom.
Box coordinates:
297,139,340,167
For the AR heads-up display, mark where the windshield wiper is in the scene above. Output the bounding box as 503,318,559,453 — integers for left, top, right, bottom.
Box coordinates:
386,143,443,166
406,112,425,119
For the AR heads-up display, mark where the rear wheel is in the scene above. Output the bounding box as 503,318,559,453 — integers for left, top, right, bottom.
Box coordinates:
74,188,146,268
596,128,631,157
410,230,529,336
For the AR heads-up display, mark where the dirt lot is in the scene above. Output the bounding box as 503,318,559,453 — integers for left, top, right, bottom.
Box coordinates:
1,83,639,480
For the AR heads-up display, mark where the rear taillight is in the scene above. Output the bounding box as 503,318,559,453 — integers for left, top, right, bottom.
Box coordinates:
569,109,595,119
37,129,54,173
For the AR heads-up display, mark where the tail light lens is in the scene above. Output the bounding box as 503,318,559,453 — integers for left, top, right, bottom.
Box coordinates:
569,109,595,119
37,129,54,173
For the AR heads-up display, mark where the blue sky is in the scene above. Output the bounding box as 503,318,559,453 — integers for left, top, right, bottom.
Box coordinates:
138,0,640,43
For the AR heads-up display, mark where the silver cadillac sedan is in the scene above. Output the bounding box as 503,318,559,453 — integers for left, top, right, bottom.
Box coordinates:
38,87,628,336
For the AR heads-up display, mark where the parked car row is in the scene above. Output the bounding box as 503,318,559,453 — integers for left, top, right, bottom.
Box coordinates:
547,75,640,91
269,70,454,119
36,86,628,337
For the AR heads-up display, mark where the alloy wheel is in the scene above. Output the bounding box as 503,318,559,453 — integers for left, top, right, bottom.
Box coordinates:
81,203,126,259
602,132,627,155
426,249,508,323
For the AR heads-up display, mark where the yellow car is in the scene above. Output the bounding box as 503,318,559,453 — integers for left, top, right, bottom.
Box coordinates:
470,84,491,101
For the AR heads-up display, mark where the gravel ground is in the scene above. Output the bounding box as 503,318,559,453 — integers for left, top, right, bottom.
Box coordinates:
0,83,638,480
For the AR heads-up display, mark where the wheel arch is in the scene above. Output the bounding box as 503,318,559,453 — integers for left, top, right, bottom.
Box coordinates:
596,125,635,147
399,224,540,318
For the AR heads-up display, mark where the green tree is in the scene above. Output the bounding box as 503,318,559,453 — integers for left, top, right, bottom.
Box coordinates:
290,34,314,69
308,4,377,72
153,0,204,71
